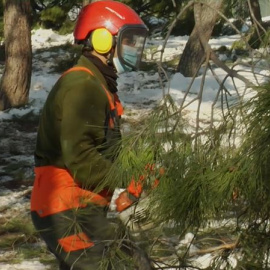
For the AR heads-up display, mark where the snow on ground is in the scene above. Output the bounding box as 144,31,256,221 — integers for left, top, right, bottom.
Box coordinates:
0,261,51,270
0,23,269,269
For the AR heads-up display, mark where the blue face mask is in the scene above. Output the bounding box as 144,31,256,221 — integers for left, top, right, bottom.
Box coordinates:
122,45,138,67
113,57,132,74
113,45,138,74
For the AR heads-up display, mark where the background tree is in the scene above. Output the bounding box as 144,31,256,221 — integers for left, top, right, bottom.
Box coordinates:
0,0,32,111
248,0,262,24
177,0,224,77
247,0,268,49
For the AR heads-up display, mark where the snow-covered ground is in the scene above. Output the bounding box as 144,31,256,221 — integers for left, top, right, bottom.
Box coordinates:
0,18,270,269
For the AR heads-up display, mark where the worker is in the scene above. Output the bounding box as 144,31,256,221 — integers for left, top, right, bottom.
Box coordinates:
30,1,148,269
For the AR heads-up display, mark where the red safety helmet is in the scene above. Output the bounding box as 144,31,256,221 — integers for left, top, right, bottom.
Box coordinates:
74,0,148,72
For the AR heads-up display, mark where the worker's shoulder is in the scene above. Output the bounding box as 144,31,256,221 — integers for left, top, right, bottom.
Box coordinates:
54,70,107,104
61,67,96,81
54,57,107,96
57,67,101,92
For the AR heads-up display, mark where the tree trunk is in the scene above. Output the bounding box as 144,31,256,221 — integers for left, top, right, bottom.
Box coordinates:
247,0,264,49
0,0,32,111
177,0,223,77
248,0,262,24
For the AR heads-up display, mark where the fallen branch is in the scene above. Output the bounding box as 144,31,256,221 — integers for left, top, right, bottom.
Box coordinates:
190,241,239,257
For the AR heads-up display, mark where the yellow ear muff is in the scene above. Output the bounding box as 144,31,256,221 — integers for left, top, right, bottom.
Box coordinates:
91,28,113,54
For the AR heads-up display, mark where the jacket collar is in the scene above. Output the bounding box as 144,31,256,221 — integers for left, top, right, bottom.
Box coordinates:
76,55,108,87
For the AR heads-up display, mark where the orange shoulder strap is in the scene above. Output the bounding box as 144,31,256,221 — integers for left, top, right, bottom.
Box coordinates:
113,93,124,116
61,66,94,77
61,66,115,111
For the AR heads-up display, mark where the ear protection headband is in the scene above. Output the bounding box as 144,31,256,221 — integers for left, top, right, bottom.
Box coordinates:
90,28,115,54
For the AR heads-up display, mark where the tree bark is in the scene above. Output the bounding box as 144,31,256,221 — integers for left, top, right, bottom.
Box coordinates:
247,0,265,49
248,0,262,24
177,0,223,77
0,0,32,111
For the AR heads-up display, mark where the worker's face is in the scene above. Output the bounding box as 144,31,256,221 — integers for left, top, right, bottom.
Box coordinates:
120,31,145,68
113,26,147,73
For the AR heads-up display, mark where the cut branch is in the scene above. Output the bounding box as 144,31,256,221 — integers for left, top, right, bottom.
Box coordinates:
190,241,238,257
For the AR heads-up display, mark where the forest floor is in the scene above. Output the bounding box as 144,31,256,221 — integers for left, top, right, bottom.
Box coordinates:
0,114,59,269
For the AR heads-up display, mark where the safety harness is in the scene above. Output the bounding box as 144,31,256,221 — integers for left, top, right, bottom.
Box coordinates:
61,66,123,128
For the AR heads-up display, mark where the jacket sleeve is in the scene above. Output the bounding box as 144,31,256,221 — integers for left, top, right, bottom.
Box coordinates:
60,78,113,188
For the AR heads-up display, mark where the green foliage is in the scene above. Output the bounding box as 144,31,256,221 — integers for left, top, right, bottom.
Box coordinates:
231,39,247,51
178,82,270,267
152,123,240,229
262,29,270,48
106,94,240,229
223,0,249,19
247,26,263,49
105,79,270,268
97,240,137,269
0,215,56,265
34,42,82,74
0,217,38,249
247,26,270,50
58,19,75,35
47,43,81,73
234,83,270,207
103,95,185,190
0,217,34,235
17,244,56,265
157,82,270,263
40,6,67,29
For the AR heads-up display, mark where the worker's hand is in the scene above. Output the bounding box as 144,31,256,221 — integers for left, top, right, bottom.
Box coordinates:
127,164,165,198
116,164,165,213
115,190,138,212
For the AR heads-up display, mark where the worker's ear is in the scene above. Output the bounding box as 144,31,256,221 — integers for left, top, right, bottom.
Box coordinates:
90,28,115,54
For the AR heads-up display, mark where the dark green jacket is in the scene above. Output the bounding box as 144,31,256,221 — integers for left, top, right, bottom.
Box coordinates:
35,55,121,188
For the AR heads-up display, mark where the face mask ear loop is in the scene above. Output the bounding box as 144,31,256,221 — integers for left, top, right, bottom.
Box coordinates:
107,48,115,67
107,36,118,67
